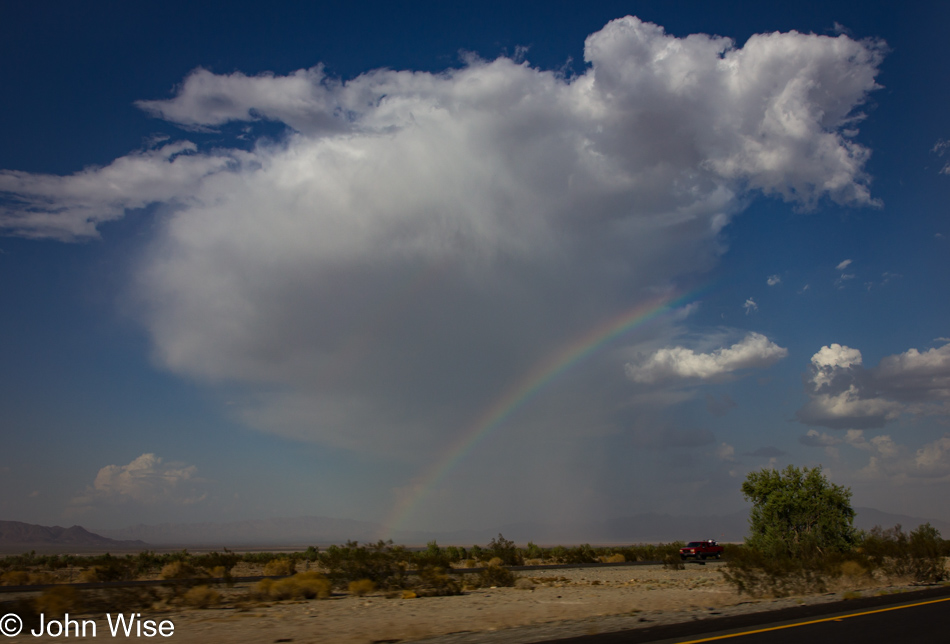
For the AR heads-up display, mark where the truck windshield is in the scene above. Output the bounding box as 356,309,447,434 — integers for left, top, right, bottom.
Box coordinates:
686,542,703,547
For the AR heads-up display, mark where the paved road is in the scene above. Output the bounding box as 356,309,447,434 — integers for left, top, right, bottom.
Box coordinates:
544,585,950,643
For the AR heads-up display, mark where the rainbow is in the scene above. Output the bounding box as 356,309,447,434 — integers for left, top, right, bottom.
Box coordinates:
381,288,704,537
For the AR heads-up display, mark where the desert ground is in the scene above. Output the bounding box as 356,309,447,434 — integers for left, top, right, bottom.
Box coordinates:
6,559,939,644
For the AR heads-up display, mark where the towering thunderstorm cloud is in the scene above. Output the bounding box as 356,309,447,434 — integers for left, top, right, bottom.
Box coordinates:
0,18,884,456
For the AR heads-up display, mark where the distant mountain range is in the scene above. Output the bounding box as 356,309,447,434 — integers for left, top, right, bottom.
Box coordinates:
6,507,947,552
95,507,950,547
0,520,147,553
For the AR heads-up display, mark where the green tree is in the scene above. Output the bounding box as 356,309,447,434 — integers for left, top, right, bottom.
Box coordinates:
742,465,856,557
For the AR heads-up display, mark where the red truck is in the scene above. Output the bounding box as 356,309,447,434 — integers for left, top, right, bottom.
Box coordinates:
679,540,723,560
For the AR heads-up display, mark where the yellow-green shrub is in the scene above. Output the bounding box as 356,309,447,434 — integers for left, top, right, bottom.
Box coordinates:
183,585,221,608
161,561,199,580
263,558,296,576
348,579,376,596
255,572,330,600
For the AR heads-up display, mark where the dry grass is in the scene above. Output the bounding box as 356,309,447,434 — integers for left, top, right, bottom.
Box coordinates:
0,570,29,585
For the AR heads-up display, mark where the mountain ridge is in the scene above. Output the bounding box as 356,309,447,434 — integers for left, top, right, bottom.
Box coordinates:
92,507,950,547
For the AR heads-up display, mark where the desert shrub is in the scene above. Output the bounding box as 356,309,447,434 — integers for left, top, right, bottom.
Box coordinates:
721,545,840,597
263,558,296,576
194,550,240,578
87,554,134,582
258,572,332,601
445,546,466,563
348,579,376,596
487,557,504,567
161,561,200,580
524,542,543,561
1,570,30,585
458,559,477,568
561,544,598,565
602,554,626,564
839,560,867,579
34,586,81,617
477,564,516,588
78,568,101,583
860,523,948,583
183,585,221,609
320,541,410,589
414,541,454,570
411,566,461,597
662,553,685,570
487,534,523,566
514,577,535,590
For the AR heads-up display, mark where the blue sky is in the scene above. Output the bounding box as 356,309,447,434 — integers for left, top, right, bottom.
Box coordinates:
1,1,948,535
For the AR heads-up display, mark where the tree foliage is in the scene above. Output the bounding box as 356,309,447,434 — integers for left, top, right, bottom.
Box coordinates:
742,465,856,557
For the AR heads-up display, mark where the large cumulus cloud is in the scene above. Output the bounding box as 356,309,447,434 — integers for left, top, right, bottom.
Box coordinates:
0,17,885,454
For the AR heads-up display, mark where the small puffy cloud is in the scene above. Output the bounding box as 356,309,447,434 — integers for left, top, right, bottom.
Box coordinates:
743,298,758,314
810,343,863,388
716,442,737,461
73,454,205,506
626,332,787,384
835,259,853,271
767,275,781,286
796,342,950,430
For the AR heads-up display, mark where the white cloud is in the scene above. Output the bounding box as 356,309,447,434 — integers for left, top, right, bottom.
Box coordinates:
933,139,950,175
0,17,883,453
797,342,950,430
626,332,787,383
716,442,736,461
743,298,758,314
73,454,205,506
767,274,781,286
836,259,853,271
0,143,241,241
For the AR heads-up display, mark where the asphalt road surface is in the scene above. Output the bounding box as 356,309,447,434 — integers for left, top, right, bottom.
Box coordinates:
544,585,950,643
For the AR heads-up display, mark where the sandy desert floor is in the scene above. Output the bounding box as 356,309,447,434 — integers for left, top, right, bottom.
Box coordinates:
5,562,933,643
